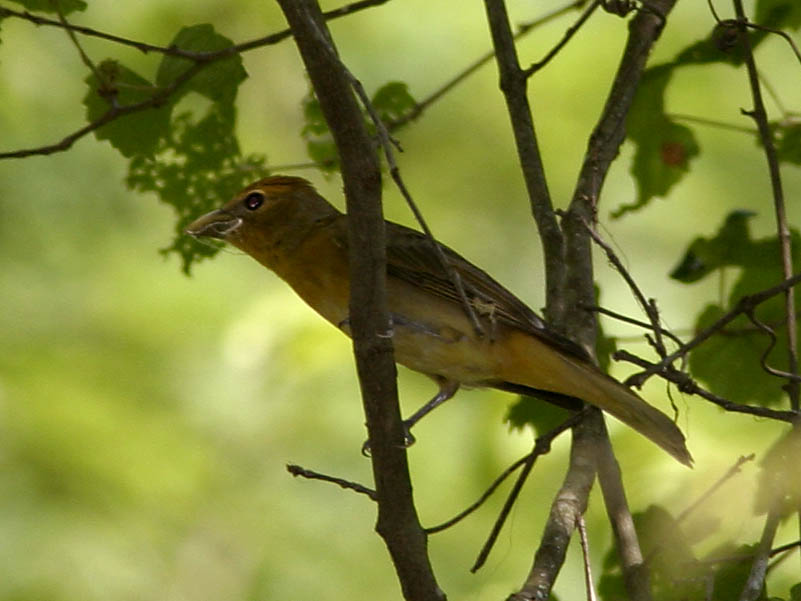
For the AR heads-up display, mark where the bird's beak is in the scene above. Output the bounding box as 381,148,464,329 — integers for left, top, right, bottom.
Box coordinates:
185,209,242,239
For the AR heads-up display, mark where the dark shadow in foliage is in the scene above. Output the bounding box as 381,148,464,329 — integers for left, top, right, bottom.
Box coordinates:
670,211,801,406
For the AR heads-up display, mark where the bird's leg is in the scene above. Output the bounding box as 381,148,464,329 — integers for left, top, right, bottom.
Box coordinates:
361,379,460,456
401,379,460,446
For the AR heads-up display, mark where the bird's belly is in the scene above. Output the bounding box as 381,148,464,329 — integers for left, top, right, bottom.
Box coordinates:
388,313,498,384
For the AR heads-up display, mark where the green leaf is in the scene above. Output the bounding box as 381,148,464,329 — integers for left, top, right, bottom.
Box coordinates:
371,81,417,123
791,582,801,601
670,210,757,282
83,60,172,158
710,544,765,600
156,24,247,103
126,103,267,273
615,66,700,218
676,214,801,406
756,0,801,30
504,396,571,436
301,89,339,171
599,505,705,601
7,0,86,15
774,121,801,165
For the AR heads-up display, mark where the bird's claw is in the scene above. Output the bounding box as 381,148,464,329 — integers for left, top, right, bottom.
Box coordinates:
360,422,416,457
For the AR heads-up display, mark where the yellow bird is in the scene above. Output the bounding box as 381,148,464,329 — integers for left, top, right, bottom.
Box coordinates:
186,176,692,466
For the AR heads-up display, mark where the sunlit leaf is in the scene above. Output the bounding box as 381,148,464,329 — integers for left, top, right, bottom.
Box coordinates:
126,104,267,273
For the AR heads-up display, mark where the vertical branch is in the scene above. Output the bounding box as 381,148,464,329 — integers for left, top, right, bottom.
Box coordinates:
482,0,565,320
731,0,799,410
732,0,801,583
560,2,678,600
275,3,443,600
482,3,594,598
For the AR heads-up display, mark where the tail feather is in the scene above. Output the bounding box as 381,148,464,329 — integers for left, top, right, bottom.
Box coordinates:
500,332,693,466
559,361,693,466
586,370,693,466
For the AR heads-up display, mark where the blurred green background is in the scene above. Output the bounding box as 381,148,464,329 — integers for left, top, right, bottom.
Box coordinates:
1,1,800,599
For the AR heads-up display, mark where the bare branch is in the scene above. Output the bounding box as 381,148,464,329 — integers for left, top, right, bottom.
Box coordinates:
616,349,799,422
577,515,598,601
469,410,587,571
0,0,392,160
276,3,443,600
738,509,781,601
483,0,565,319
731,0,799,411
0,0,390,57
628,272,801,387
525,0,602,76
287,463,377,500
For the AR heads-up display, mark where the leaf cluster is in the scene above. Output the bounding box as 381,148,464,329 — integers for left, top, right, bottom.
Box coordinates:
82,23,267,272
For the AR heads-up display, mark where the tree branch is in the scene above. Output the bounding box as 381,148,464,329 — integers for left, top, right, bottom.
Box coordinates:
275,3,442,600
558,3,679,600
482,0,565,319
0,0,391,160
627,272,801,388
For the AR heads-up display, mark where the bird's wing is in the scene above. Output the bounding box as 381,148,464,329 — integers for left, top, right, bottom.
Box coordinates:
379,221,591,362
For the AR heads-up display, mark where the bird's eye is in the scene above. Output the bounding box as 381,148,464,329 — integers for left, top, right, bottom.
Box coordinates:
244,191,264,211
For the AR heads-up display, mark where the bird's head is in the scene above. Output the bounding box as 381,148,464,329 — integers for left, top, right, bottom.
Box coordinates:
185,175,339,257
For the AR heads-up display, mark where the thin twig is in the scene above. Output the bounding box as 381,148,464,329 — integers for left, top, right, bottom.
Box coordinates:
425,452,530,534
50,0,103,82
286,463,377,500
616,349,799,422
732,2,800,411
577,515,598,601
675,454,755,523
745,311,801,382
644,455,755,569
525,0,602,76
389,0,588,129
470,410,588,572
0,0,390,58
691,539,800,567
668,112,756,133
583,218,668,357
0,0,392,160
584,304,685,348
300,13,489,338
628,272,801,387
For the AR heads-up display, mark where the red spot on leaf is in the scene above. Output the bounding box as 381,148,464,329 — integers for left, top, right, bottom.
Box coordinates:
660,141,686,166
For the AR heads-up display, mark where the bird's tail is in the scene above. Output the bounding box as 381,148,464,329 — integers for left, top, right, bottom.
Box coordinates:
499,333,693,466
575,365,693,466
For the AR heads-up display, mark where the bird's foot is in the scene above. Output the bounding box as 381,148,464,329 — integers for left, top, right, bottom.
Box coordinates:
360,422,416,457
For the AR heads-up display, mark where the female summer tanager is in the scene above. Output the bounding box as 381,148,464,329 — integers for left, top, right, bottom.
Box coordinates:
186,176,692,466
